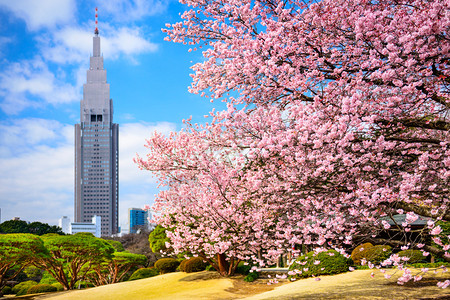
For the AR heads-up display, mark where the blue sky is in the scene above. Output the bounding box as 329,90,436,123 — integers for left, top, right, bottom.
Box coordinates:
0,0,224,229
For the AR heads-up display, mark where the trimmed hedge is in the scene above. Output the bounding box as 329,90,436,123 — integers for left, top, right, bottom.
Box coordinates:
351,243,374,265
52,283,64,291
180,257,208,273
154,258,180,274
12,280,38,296
27,284,57,294
397,250,425,264
289,249,349,279
128,267,159,281
363,245,392,264
1,286,12,295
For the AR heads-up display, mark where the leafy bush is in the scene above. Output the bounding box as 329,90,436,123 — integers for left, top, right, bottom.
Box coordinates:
351,243,374,265
235,261,252,275
180,257,208,273
128,267,159,281
409,262,450,268
397,250,425,264
205,265,216,271
74,281,94,289
2,286,12,295
27,284,57,294
289,250,349,279
178,259,187,271
363,245,392,264
154,258,180,274
39,271,58,285
244,271,259,282
12,280,38,296
52,283,64,291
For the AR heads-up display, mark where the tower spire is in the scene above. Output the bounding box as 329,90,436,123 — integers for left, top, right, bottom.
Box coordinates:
95,7,99,36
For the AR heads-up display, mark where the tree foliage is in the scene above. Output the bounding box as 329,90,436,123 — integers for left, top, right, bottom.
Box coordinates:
136,0,449,283
0,220,64,235
87,252,147,285
148,225,170,253
0,234,49,290
33,233,115,290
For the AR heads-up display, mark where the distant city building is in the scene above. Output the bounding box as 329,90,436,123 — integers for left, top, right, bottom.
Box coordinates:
128,207,155,234
74,12,119,237
58,215,101,238
128,208,148,234
59,216,70,234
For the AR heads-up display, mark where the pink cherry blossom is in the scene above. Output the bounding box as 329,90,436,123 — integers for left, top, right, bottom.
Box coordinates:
136,0,450,283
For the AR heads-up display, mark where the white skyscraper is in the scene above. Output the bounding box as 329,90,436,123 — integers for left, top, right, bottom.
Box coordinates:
74,10,119,236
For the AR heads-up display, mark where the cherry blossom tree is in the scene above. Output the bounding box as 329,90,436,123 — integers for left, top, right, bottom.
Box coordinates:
137,0,449,281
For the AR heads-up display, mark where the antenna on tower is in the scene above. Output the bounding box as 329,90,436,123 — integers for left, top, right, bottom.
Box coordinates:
95,7,99,36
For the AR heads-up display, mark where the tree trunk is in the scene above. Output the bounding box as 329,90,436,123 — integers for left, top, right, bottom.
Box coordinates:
216,253,230,276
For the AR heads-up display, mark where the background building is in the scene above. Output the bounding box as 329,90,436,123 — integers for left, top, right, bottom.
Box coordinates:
74,24,119,236
128,207,153,234
58,215,101,238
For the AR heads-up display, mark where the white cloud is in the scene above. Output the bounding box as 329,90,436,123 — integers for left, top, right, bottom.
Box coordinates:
96,0,170,22
118,122,177,228
40,25,158,64
119,121,176,185
0,118,74,224
105,27,158,57
0,119,177,227
0,58,79,114
0,0,76,31
0,36,13,56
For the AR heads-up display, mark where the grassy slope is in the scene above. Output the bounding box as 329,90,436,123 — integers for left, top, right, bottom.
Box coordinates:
39,269,450,300
42,272,235,300
246,269,450,300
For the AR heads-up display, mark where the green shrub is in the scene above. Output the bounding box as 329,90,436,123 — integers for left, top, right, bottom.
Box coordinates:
52,283,64,291
244,271,259,282
363,245,392,264
12,280,38,296
154,258,180,274
180,257,208,273
27,284,57,294
2,286,12,295
205,265,216,271
235,261,252,275
74,281,94,289
39,271,58,285
289,250,349,279
351,243,374,265
178,259,187,271
410,262,450,268
128,267,159,281
397,249,425,264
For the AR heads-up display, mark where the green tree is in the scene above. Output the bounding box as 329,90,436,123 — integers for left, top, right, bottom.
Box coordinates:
103,239,125,252
0,220,30,233
33,233,114,290
87,252,147,285
28,222,64,235
0,234,49,291
148,225,170,253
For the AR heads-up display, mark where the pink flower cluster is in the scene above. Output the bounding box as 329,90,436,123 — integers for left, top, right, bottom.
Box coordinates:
136,0,450,283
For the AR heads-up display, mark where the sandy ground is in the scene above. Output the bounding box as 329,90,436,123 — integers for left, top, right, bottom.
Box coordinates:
23,269,450,300
245,269,450,300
